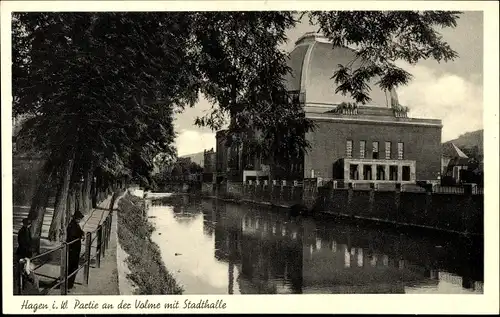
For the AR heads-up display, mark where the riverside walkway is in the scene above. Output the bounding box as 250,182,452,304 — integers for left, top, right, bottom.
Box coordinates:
13,195,121,295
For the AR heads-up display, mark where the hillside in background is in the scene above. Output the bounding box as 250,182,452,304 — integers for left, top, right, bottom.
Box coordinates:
180,151,205,166
443,129,483,160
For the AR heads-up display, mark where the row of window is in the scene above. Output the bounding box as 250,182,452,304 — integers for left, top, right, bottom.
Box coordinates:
346,140,404,160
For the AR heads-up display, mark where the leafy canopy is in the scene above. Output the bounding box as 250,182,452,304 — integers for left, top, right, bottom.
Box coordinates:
12,11,461,179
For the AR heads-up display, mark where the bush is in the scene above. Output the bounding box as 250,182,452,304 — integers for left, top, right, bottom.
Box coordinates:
117,194,183,294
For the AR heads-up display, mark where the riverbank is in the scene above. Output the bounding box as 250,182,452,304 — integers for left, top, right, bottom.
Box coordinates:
116,193,183,294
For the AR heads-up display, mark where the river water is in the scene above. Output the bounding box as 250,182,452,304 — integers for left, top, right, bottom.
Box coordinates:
148,194,483,294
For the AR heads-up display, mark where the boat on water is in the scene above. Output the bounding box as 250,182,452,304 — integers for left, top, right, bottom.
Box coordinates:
144,192,173,199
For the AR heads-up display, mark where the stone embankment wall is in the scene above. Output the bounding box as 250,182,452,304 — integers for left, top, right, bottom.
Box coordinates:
201,180,483,236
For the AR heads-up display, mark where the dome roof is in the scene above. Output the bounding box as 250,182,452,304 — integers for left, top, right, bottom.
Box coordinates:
284,33,398,110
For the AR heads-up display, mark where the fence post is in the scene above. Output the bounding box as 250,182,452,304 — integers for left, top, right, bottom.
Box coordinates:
105,217,110,251
83,232,92,285
103,218,108,252
108,211,113,243
60,243,68,295
96,227,102,268
106,217,110,246
107,215,111,245
102,219,108,257
17,259,24,295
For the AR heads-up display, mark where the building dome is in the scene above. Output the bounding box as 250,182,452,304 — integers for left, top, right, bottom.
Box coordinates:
284,32,398,110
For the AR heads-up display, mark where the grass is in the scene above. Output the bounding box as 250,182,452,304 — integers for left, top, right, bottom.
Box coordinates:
116,193,183,295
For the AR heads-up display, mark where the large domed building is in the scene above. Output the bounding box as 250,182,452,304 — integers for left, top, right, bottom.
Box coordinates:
215,32,443,186
284,32,396,110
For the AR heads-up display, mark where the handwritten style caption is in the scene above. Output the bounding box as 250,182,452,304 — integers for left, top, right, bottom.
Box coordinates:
21,298,227,313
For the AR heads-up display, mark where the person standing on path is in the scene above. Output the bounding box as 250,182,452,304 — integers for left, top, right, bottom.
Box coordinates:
66,211,84,289
15,218,34,294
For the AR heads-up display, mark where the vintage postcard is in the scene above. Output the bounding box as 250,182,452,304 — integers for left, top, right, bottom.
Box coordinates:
2,0,499,314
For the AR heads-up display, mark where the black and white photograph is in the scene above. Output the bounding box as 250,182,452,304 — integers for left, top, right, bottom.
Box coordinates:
2,1,499,314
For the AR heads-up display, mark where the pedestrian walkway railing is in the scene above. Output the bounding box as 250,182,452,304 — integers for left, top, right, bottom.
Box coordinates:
16,200,115,295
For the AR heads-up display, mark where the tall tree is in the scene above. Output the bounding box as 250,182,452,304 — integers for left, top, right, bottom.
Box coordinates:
12,11,461,244
12,12,197,243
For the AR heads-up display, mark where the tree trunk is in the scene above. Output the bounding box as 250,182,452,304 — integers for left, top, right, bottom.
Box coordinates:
268,154,276,182
91,175,97,208
28,161,56,253
81,165,93,214
48,157,74,241
63,186,76,239
75,181,83,214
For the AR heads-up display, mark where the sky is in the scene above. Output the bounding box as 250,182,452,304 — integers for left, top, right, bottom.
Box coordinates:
174,11,484,156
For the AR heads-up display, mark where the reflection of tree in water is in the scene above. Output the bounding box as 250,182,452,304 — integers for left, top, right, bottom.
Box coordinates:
210,205,304,294
153,195,205,225
200,200,221,237
237,230,304,294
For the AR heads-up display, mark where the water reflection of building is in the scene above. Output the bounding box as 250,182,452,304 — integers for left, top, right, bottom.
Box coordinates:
201,199,482,294
238,216,304,294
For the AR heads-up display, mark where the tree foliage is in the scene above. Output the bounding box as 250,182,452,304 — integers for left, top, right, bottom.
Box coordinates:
12,13,197,183
12,10,461,191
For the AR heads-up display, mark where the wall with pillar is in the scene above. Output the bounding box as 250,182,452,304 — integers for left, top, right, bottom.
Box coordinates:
201,181,483,235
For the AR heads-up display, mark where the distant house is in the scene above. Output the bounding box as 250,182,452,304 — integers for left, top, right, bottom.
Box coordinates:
203,148,216,182
441,143,470,184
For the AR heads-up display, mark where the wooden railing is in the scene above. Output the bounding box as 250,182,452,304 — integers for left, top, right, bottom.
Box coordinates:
16,201,114,295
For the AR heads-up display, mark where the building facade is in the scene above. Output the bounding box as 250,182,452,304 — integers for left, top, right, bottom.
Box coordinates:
215,32,443,185
306,107,442,184
203,148,217,182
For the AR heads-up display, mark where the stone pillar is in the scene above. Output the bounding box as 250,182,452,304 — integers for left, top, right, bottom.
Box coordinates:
384,165,390,181
397,165,403,182
371,164,376,181
329,183,336,211
462,183,474,234
359,164,364,180
410,163,416,181
395,183,401,217
344,161,350,181
347,183,354,215
424,184,433,222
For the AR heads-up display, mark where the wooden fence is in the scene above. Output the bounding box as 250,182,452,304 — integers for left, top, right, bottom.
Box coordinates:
16,198,115,295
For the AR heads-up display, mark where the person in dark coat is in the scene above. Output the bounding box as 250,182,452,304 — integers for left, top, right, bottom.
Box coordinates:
66,211,85,289
15,218,33,294
17,218,33,259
